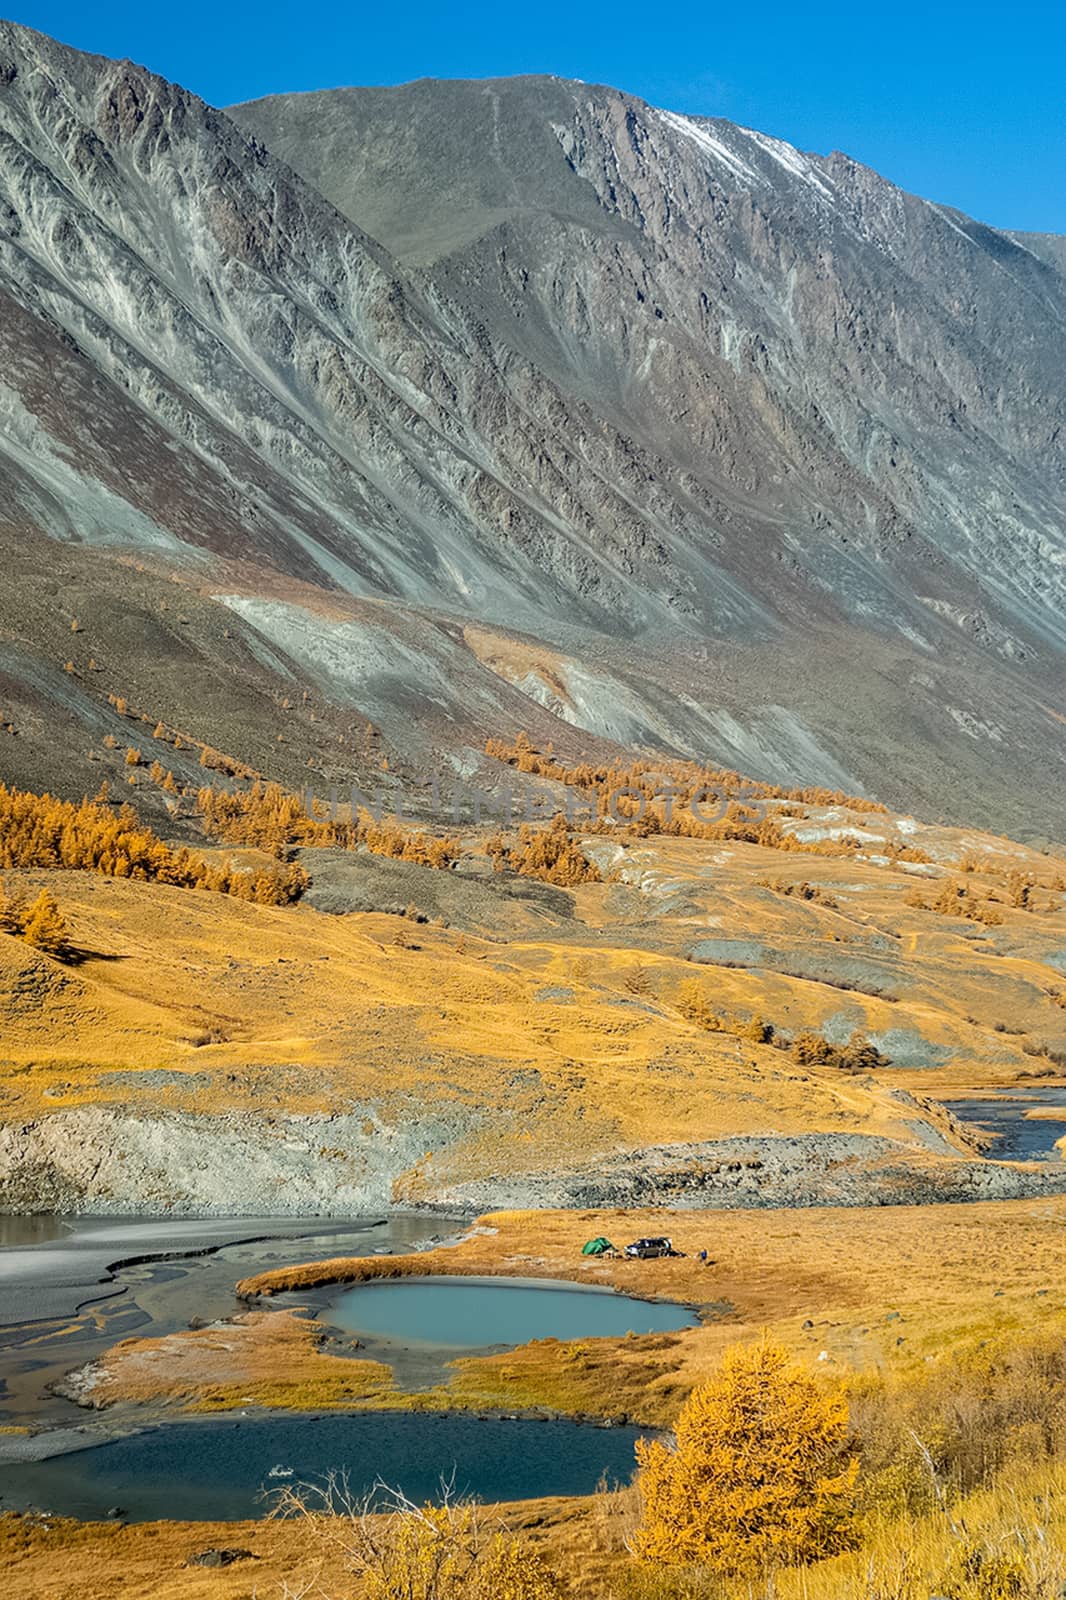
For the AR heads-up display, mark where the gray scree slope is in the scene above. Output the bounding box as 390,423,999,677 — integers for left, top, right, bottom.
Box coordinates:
0,26,1062,833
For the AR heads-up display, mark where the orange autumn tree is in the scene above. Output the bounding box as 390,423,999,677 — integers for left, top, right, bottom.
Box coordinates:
194,781,461,870
632,1340,858,1574
19,888,70,959
486,815,602,887
0,782,307,904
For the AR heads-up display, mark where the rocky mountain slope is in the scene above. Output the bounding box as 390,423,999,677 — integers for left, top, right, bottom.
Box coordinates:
0,24,1063,834
234,78,1066,653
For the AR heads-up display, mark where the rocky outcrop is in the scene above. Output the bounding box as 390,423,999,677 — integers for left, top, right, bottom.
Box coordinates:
0,1105,472,1215
2,1106,1064,1216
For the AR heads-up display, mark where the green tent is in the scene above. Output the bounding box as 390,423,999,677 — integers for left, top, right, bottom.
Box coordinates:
581,1236,616,1256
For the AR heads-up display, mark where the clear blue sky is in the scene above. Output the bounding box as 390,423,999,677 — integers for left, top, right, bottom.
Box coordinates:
7,0,1066,232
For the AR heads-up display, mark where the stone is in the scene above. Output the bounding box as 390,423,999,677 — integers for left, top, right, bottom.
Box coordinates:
190,1549,255,1568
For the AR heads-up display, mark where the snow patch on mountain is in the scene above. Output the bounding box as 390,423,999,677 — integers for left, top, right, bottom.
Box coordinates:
658,110,765,188
740,127,836,199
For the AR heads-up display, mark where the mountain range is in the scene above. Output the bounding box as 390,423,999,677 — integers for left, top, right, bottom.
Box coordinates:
0,21,1063,836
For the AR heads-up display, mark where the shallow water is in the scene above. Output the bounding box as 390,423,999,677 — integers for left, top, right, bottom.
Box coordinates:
325,1276,697,1349
0,1216,71,1249
0,1413,644,1522
0,1214,464,1432
944,1087,1066,1161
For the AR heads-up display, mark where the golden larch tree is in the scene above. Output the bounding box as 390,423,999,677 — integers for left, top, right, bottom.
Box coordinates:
20,888,70,959
632,1339,858,1574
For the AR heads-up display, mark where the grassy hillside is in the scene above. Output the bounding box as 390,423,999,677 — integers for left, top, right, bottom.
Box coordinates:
1,781,1064,1207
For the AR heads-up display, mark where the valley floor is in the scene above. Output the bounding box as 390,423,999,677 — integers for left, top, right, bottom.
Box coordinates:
2,782,1065,1594
4,1198,1066,1597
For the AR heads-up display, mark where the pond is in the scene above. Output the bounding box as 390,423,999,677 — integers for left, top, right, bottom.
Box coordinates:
0,1229,688,1524
324,1276,698,1349
944,1086,1066,1162
0,1412,645,1522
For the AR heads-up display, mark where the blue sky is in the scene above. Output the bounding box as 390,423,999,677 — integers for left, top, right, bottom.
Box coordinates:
7,0,1065,231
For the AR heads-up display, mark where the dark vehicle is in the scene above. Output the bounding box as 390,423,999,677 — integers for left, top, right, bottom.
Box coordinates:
624,1236,674,1259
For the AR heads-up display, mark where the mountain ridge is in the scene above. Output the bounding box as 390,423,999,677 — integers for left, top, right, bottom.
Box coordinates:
0,23,1063,835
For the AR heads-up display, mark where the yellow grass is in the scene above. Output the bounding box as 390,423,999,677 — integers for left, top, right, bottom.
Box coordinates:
3,762,1066,1598
1,812,1063,1194
52,1196,1055,1427
5,1462,1064,1600
11,1195,1066,1597
770,1462,1066,1600
65,1309,395,1412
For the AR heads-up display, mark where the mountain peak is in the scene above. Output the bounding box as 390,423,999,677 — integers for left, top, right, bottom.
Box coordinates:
0,31,1063,835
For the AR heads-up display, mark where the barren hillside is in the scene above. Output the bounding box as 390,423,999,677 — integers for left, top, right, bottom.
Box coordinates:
0,24,1062,834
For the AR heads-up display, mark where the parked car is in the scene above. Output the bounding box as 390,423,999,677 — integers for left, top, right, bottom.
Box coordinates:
624,1236,674,1259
